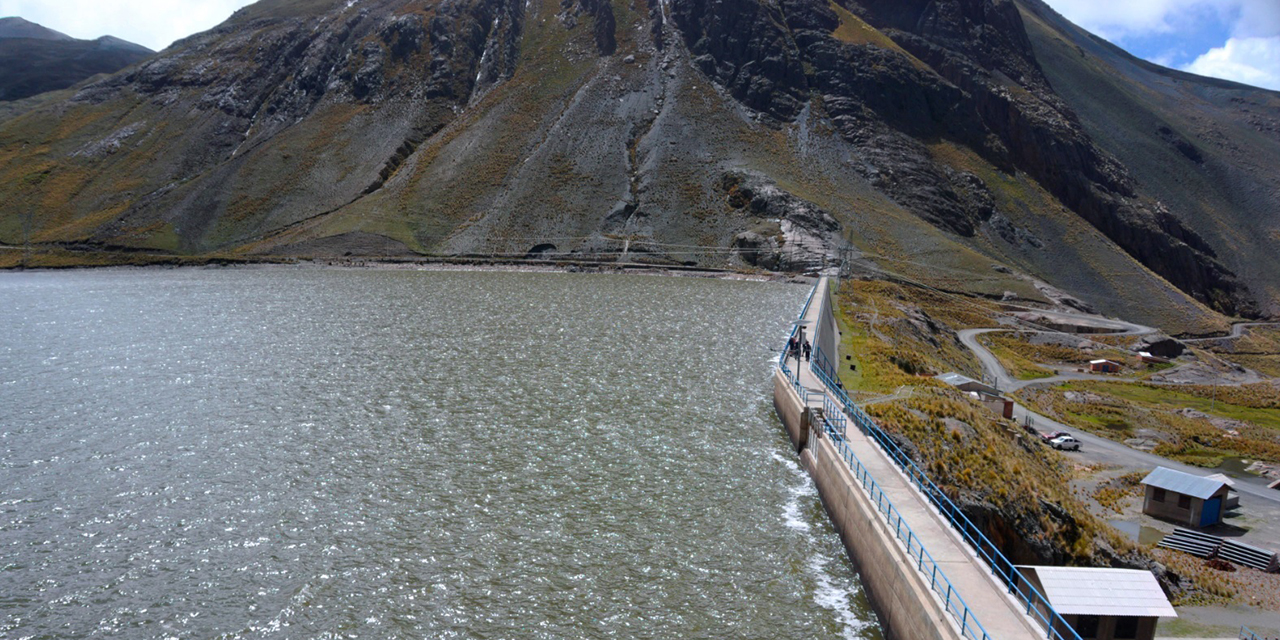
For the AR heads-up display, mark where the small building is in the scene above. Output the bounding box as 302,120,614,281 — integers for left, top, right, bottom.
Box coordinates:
1090,359,1122,373
936,372,999,395
970,391,1014,419
1138,351,1170,365
1141,467,1231,527
1015,566,1176,640
1204,473,1240,510
936,373,1014,418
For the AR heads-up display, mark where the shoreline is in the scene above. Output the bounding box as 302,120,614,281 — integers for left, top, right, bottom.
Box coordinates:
0,255,820,285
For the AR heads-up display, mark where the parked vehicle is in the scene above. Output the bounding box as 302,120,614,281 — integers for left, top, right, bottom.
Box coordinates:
1050,436,1081,451
1040,430,1071,442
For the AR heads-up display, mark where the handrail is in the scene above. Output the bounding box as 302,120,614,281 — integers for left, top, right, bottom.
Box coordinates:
803,299,1084,640
1240,626,1259,640
814,396,992,640
778,278,822,389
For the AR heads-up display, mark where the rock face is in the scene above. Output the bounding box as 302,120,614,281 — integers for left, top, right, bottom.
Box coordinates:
0,18,153,101
1,0,1278,325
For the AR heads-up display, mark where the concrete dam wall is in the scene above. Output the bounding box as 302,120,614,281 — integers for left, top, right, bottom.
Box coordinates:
773,279,1049,640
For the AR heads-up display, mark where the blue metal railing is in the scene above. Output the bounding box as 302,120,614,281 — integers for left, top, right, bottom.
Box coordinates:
777,279,821,392
814,396,992,640
798,279,1083,640
1240,626,1259,640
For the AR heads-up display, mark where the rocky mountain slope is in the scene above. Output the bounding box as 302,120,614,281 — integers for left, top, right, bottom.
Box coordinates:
0,0,1276,332
0,17,153,102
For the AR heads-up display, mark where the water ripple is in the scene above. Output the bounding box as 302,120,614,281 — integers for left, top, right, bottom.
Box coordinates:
0,269,880,639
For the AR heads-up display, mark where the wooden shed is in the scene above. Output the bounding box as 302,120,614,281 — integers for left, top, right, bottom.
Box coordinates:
1141,467,1231,527
1016,566,1176,640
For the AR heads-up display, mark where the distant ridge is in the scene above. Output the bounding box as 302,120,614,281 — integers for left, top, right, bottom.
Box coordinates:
0,16,74,41
0,16,153,101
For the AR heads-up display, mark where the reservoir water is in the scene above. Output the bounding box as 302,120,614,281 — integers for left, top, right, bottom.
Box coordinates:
0,268,880,639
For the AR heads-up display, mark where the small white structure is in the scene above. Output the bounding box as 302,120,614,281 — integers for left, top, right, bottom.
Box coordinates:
1137,351,1170,364
937,372,1013,417
936,372,999,395
1016,566,1176,640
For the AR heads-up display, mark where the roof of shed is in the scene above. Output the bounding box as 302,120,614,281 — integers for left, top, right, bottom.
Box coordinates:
1018,566,1177,618
1141,466,1229,500
936,372,980,386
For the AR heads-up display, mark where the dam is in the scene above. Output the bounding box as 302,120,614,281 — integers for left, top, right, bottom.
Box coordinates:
773,278,1078,640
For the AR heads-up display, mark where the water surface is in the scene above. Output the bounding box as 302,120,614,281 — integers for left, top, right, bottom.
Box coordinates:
0,268,880,639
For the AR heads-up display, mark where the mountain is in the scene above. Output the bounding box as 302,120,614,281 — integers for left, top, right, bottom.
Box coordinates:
0,17,153,101
0,0,1276,332
0,16,74,41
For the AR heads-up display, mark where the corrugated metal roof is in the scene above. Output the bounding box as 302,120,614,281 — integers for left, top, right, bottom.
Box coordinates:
1019,566,1177,618
1141,466,1229,500
936,372,979,387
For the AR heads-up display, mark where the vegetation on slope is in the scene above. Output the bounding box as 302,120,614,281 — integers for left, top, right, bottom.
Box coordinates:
1017,382,1280,467
832,279,995,394
829,276,1272,605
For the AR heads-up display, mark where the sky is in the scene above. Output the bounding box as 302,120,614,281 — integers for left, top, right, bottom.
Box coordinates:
1044,0,1280,90
1,0,1277,91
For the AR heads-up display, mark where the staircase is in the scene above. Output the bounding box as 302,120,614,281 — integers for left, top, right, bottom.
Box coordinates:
1157,528,1279,572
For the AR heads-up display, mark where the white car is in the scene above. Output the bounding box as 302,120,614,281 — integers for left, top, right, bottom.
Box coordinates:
1050,436,1081,451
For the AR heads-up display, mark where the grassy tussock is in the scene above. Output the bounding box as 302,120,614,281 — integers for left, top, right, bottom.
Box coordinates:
866,392,1119,562
833,279,995,393
1091,471,1145,514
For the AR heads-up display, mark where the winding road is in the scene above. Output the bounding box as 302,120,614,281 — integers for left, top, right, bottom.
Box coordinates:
1181,322,1280,342
957,328,1132,392
956,318,1280,506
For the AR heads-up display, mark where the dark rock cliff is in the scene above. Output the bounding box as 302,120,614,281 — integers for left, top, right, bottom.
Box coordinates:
664,0,1254,315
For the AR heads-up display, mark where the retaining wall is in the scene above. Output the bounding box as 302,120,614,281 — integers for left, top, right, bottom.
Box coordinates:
773,281,961,640
802,434,962,640
773,368,809,451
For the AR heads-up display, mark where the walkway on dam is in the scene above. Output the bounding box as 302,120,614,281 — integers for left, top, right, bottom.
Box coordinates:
788,278,1044,640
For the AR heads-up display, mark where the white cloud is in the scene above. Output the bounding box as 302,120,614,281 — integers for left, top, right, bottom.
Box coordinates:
1045,0,1280,90
1043,0,1223,38
1234,0,1280,38
1046,0,1280,36
0,0,257,51
1184,36,1280,90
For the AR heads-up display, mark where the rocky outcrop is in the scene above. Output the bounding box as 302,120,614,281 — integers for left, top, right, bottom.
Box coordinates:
561,0,617,55
723,172,843,273
669,0,809,120
662,0,1255,315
